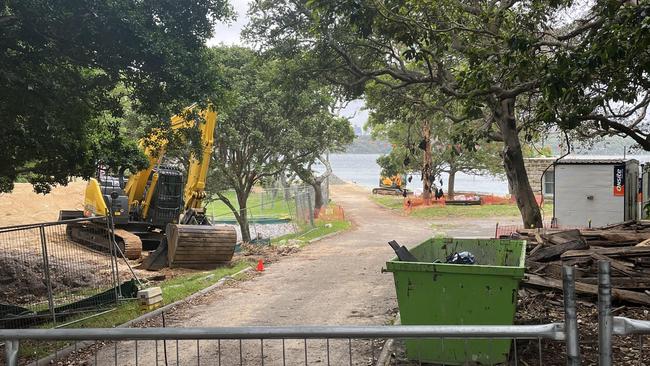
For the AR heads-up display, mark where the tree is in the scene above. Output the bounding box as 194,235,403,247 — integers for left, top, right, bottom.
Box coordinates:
538,1,650,147
367,85,503,199
246,0,648,228
1,0,232,193
289,113,354,212
207,47,350,242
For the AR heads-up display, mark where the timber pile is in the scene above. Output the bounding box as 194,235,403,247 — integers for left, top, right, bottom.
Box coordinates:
509,221,650,305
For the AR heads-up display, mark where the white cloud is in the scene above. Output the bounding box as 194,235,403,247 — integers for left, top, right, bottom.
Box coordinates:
207,0,250,46
339,99,369,129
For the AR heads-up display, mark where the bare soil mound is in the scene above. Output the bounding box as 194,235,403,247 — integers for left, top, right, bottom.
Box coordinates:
0,180,85,227
0,252,104,306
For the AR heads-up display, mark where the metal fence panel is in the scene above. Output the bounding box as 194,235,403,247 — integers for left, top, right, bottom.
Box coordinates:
0,218,119,329
1,323,567,366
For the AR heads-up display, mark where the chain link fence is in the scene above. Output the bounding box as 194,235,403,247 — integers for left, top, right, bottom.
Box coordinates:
0,218,126,329
208,182,333,242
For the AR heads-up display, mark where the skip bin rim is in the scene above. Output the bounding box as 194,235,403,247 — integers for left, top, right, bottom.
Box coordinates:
384,238,527,278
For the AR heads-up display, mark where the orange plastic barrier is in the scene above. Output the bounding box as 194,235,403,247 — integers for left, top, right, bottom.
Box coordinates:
315,204,345,220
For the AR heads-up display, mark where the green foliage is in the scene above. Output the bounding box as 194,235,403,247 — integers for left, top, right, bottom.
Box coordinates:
537,1,650,147
245,0,648,227
208,46,349,192
365,83,503,181
1,0,232,193
206,46,353,240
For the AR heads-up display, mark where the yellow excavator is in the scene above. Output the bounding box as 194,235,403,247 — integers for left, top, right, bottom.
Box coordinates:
372,174,411,196
59,104,236,269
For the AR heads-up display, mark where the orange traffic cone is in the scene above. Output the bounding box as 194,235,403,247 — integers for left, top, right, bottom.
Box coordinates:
256,259,265,272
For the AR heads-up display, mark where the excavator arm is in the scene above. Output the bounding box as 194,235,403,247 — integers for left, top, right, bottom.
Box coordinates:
182,106,216,211
63,103,236,269
124,104,217,220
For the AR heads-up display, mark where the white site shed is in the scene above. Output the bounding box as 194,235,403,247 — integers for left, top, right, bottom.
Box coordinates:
553,157,639,227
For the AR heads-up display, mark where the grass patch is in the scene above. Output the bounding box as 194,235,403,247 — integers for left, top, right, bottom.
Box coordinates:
371,195,553,219
19,261,250,360
206,190,293,220
411,204,522,219
370,195,405,210
272,218,351,246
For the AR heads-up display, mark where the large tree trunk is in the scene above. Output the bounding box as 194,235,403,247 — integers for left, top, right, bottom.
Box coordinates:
447,169,456,200
236,190,252,242
421,121,433,202
292,155,331,216
495,98,543,228
311,181,324,218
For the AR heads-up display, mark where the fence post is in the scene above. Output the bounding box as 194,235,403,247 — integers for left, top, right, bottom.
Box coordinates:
598,260,613,366
294,192,300,224
39,225,56,325
307,190,314,227
4,339,19,366
563,265,581,366
109,199,122,300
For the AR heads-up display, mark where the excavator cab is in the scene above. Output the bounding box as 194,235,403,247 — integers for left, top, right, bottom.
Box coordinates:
147,167,184,228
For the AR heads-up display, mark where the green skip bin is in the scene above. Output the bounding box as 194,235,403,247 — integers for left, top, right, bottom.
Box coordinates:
385,238,526,365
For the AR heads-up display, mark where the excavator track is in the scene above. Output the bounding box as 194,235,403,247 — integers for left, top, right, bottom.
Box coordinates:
114,229,144,260
66,222,142,260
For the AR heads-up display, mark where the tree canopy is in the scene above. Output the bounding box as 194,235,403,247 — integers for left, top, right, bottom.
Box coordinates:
246,0,649,227
366,82,503,198
1,0,232,193
206,46,353,242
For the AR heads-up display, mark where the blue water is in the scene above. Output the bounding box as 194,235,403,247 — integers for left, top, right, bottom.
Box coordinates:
318,154,510,195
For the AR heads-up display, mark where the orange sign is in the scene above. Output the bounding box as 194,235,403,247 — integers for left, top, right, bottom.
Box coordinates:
613,165,625,196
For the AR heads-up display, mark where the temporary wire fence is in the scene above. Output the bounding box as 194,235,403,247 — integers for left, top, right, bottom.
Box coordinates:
0,218,124,329
208,183,332,242
2,322,569,366
1,265,582,366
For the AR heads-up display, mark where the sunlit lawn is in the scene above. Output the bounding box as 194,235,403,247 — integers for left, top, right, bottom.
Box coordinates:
206,190,294,220
370,195,553,219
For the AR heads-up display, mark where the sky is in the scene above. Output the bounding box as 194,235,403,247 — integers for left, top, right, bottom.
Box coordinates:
206,0,369,129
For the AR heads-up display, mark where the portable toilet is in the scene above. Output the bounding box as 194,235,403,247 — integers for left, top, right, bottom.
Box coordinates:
553,158,639,227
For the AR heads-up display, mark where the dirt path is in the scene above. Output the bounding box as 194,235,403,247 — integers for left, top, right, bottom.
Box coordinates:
92,183,513,365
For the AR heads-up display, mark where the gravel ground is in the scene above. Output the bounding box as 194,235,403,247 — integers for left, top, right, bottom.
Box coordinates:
226,222,297,242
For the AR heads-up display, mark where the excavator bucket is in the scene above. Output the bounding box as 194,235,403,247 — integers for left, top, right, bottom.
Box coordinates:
166,224,237,268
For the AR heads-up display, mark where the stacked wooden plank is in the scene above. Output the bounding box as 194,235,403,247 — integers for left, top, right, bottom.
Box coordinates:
509,221,650,305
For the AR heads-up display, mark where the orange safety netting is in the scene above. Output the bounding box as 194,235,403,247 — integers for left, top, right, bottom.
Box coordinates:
402,193,545,213
314,204,345,220
402,196,445,213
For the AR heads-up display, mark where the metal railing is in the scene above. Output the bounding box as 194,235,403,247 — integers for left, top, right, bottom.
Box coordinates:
0,267,581,366
7,258,650,365
0,260,584,365
599,260,650,366
2,323,568,366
